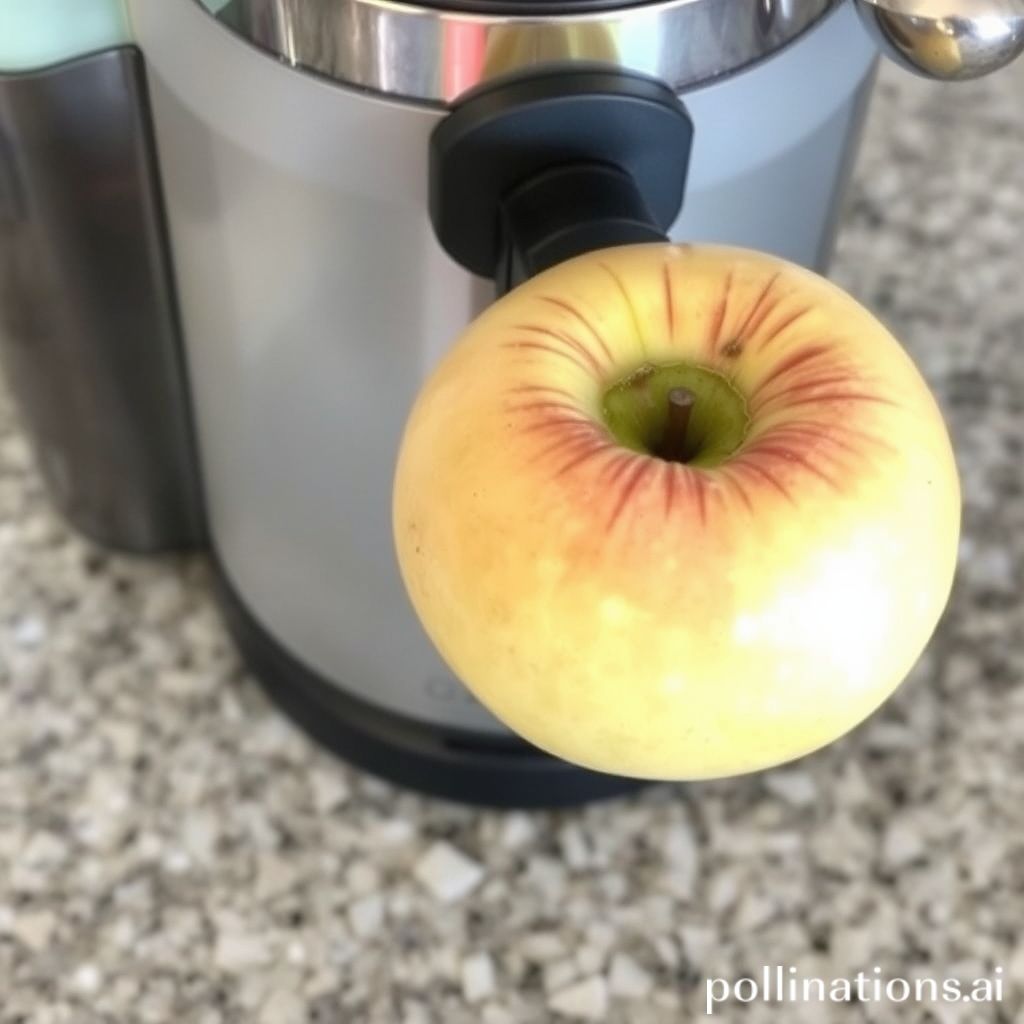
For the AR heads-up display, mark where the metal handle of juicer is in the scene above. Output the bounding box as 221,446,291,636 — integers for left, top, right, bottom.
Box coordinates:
852,0,1024,79
429,69,693,295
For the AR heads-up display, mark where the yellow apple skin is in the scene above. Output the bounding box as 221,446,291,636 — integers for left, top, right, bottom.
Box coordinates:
393,244,961,780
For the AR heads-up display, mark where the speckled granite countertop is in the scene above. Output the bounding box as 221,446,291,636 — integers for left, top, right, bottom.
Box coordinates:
2,60,1023,1024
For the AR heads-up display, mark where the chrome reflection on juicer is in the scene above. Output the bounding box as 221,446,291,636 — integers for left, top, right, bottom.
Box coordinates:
196,0,839,102
852,0,1024,79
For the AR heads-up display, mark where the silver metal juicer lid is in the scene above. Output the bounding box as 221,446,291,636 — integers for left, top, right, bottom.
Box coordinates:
193,0,841,105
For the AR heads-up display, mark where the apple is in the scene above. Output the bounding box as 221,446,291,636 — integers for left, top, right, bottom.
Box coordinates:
393,244,960,780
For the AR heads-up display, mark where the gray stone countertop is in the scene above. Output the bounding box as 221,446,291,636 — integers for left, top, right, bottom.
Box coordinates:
1,60,1023,1024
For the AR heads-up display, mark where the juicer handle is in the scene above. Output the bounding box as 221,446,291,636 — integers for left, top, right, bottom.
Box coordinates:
852,0,1024,79
428,68,693,295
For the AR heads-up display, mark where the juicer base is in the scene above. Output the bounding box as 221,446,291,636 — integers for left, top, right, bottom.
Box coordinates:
213,562,650,808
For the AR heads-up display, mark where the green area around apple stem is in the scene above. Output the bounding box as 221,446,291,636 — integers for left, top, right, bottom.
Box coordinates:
601,362,750,467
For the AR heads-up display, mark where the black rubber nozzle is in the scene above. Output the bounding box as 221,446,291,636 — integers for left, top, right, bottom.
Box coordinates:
429,67,693,294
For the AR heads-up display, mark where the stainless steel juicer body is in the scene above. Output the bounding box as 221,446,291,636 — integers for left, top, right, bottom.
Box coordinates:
1,0,884,802
191,0,838,102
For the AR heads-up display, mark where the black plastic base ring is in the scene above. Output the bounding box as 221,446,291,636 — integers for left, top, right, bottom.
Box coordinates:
212,562,649,808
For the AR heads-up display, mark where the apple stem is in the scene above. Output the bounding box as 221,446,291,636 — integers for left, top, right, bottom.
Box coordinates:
660,387,696,463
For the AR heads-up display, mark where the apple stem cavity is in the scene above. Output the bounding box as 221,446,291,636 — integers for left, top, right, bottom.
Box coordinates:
601,361,749,469
659,387,696,463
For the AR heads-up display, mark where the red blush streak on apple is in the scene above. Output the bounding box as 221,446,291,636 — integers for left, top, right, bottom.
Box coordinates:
540,297,614,367
751,372,865,415
744,443,841,491
532,430,606,466
726,471,755,515
706,271,734,358
717,466,755,515
756,306,814,354
600,263,646,354
504,400,583,417
786,422,896,455
519,417,597,438
741,289,785,341
534,432,613,477
663,264,676,342
693,472,710,527
758,425,861,460
734,272,781,343
750,344,833,399
553,440,616,478
678,468,710,527
601,452,636,492
501,340,591,376
763,422,890,459
508,384,577,400
515,324,603,377
783,391,897,410
732,457,796,505
607,458,653,530
662,462,677,518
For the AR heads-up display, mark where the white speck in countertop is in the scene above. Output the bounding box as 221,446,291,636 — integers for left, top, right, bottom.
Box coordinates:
574,944,606,976
72,964,103,994
480,1004,516,1024
254,853,299,900
733,891,778,932
9,909,57,952
963,543,1018,592
548,975,609,1021
309,765,351,812
607,952,653,1000
20,830,69,868
368,817,416,848
258,988,306,1024
648,933,680,971
707,867,741,914
399,999,434,1024
583,921,617,951
161,847,193,875
460,950,496,1002
181,809,221,863
154,666,204,698
214,931,273,973
10,614,46,647
659,819,700,900
557,822,591,869
498,810,535,850
881,818,928,869
763,768,819,807
677,924,716,970
543,957,580,993
519,931,568,963
347,893,385,938
524,854,567,898
345,859,380,895
413,841,485,903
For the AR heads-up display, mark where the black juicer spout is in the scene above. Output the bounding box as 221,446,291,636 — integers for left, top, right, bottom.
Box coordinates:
429,68,694,296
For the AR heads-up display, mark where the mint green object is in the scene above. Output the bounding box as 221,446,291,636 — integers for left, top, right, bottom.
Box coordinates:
0,0,130,73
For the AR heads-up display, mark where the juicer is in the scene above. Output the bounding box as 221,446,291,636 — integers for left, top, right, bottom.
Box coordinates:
1,0,1021,805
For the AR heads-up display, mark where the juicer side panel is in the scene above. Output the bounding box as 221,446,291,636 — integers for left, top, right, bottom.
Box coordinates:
669,3,878,270
131,0,502,733
0,48,205,551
